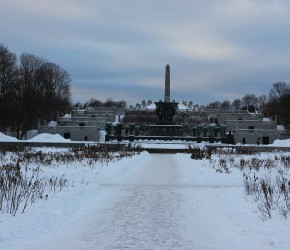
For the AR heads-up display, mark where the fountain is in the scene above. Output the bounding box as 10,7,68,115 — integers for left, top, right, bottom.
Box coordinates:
149,64,183,136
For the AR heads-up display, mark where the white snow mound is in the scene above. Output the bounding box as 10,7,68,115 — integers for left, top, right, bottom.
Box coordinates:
0,132,18,141
28,133,70,142
272,139,290,147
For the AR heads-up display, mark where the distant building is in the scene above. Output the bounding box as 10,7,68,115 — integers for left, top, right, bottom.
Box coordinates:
38,104,290,144
217,109,290,144
38,107,125,141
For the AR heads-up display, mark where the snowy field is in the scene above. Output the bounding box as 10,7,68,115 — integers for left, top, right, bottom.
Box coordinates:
0,144,290,249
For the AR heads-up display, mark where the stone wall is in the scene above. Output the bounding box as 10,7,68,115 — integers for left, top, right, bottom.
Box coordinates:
38,125,100,142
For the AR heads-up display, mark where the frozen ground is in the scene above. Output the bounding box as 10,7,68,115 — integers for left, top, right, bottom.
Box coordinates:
1,150,290,250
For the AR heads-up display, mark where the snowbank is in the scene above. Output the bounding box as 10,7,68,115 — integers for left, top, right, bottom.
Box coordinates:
272,139,290,147
62,114,72,118
28,133,70,142
98,130,106,142
0,132,18,141
48,121,57,128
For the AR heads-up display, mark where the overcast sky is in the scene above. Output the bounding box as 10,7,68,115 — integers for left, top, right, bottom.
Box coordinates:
1,0,290,105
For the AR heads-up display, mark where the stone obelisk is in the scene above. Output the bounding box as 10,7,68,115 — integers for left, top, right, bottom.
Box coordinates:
150,64,183,136
164,64,170,102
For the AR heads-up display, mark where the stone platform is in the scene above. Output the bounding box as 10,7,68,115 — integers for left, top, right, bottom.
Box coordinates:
149,125,183,136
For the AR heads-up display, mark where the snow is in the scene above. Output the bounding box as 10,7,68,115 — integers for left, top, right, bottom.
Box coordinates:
48,121,57,127
277,125,286,131
62,114,72,118
0,132,18,141
1,146,290,249
177,103,189,110
263,117,272,122
138,142,189,149
28,133,70,142
272,138,290,146
98,130,106,142
0,132,71,143
145,103,156,110
145,103,189,110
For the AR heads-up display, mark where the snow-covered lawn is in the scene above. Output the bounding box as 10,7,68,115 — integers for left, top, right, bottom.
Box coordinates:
1,146,290,249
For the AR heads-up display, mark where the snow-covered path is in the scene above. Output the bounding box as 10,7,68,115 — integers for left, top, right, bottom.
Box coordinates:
79,154,191,249
4,153,289,250
38,154,194,249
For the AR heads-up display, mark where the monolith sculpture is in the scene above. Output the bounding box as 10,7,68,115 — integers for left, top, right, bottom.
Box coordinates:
149,64,183,136
164,64,170,102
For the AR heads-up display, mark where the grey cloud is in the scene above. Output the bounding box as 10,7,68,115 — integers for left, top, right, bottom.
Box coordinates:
1,0,290,105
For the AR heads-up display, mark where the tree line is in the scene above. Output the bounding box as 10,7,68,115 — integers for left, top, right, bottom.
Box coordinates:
264,82,290,126
0,43,71,138
200,94,267,112
79,97,126,109
203,82,290,127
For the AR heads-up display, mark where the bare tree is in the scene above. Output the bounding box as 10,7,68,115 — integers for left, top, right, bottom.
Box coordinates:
16,54,45,137
242,94,258,107
264,82,290,126
86,98,126,109
257,95,267,109
232,98,242,110
0,44,72,137
0,44,17,131
207,101,221,110
86,98,103,108
221,100,231,110
36,62,71,119
269,82,290,102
